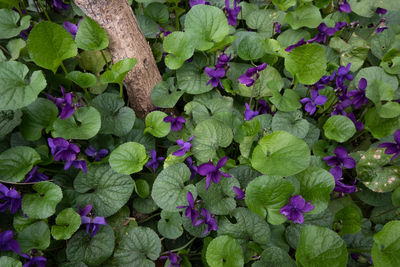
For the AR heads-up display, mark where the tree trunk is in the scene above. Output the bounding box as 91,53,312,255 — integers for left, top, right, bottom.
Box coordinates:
74,0,161,119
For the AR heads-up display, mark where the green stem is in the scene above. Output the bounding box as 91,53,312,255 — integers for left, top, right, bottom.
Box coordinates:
175,8,180,31
0,179,53,185
162,237,196,255
370,205,400,219
38,0,51,21
60,62,68,75
100,50,110,70
138,212,161,224
82,87,91,101
249,84,256,107
347,248,371,253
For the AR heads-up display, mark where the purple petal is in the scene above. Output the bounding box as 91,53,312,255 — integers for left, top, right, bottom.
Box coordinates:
197,162,216,176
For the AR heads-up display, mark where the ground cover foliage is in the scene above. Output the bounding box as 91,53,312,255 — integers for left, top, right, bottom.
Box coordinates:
0,0,400,266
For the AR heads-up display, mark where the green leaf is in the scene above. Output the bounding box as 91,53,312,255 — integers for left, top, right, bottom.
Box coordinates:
246,9,277,38
278,29,310,48
238,66,283,97
114,226,161,267
253,247,296,267
66,225,115,266
0,61,46,111
285,43,327,85
0,109,22,140
228,165,261,188
192,118,233,162
157,210,183,239
144,3,169,23
185,5,229,51
372,221,400,266
79,50,110,74
7,38,26,60
365,107,400,139
270,89,302,112
27,21,77,73
91,93,136,136
296,225,348,267
206,235,244,267
136,15,159,39
218,207,271,246
285,4,322,30
355,66,399,92
22,181,63,219
144,111,170,138
74,164,135,217
272,0,296,11
0,9,30,39
381,49,400,75
329,36,369,72
100,58,137,85
196,177,240,215
0,256,22,267
17,221,50,253
51,208,81,240
0,146,40,182
151,163,197,212
365,79,400,118
134,179,150,199
251,131,310,177
13,214,40,233
66,71,97,88
20,98,58,141
392,187,400,206
348,0,376,17
291,167,335,214
323,115,356,143
245,175,295,224
237,34,265,60
163,31,195,69
176,55,213,94
271,111,310,139
151,78,183,108
371,29,395,60
335,205,362,235
52,107,101,140
75,16,109,51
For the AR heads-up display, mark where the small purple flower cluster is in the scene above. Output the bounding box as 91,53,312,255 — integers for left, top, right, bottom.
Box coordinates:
78,204,107,238
0,183,22,214
160,251,181,267
47,86,78,120
48,137,87,173
280,195,314,224
244,99,273,121
379,129,400,160
238,63,267,87
224,0,241,27
25,166,49,183
164,116,186,132
205,52,231,88
198,157,231,189
323,147,357,194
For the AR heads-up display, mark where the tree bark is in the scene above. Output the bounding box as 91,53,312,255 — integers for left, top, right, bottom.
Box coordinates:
74,0,161,119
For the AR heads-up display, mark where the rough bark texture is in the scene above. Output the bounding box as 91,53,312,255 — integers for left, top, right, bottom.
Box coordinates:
74,0,161,119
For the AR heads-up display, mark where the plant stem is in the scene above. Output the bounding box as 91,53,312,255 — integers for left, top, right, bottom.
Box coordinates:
100,50,110,70
38,0,51,21
138,212,161,224
370,205,400,219
0,179,53,185
249,84,256,106
162,237,196,255
60,62,68,74
347,248,371,253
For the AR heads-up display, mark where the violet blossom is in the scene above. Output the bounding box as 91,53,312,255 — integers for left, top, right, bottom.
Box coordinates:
336,63,353,90
47,86,77,120
307,22,347,44
189,0,208,7
329,167,357,194
376,19,388,33
65,160,87,174
280,195,314,224
238,63,267,87
273,22,281,34
177,192,199,225
146,149,165,173
0,183,21,214
79,205,107,237
257,99,273,115
225,0,241,27
300,89,327,115
233,186,245,200
158,26,171,37
347,78,368,109
378,129,400,160
197,157,231,189
244,103,259,121
159,251,181,267
186,157,198,180
21,253,47,267
63,21,79,39
48,137,87,173
197,208,218,235
338,0,351,13
24,166,49,183
0,230,21,254
323,147,356,178
285,38,306,52
376,8,387,15
205,52,231,88
346,113,364,132
173,135,194,157
53,0,69,10
85,146,109,161
164,116,186,132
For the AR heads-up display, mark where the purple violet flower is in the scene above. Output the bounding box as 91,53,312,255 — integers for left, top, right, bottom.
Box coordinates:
197,208,218,235
257,99,273,115
186,157,198,180
173,135,194,157
323,147,356,178
177,192,199,225
244,103,259,121
300,89,327,115
197,157,232,189
53,0,69,10
280,195,314,224
158,26,171,37
346,113,364,132
225,0,241,27
238,63,267,87
63,21,79,39
79,205,107,237
378,129,400,160
47,86,77,120
216,53,231,68
85,146,109,161
21,253,47,267
338,0,351,13
205,67,226,88
0,230,21,254
0,183,22,214
285,38,306,52
48,137,80,162
376,19,388,33
336,63,353,90
64,160,87,174
159,251,181,267
308,23,338,44
24,166,49,183
19,24,32,40
329,167,357,194
190,0,207,7
347,78,368,109
273,22,282,34
146,149,165,173
233,186,245,200
376,8,387,15
164,116,186,132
